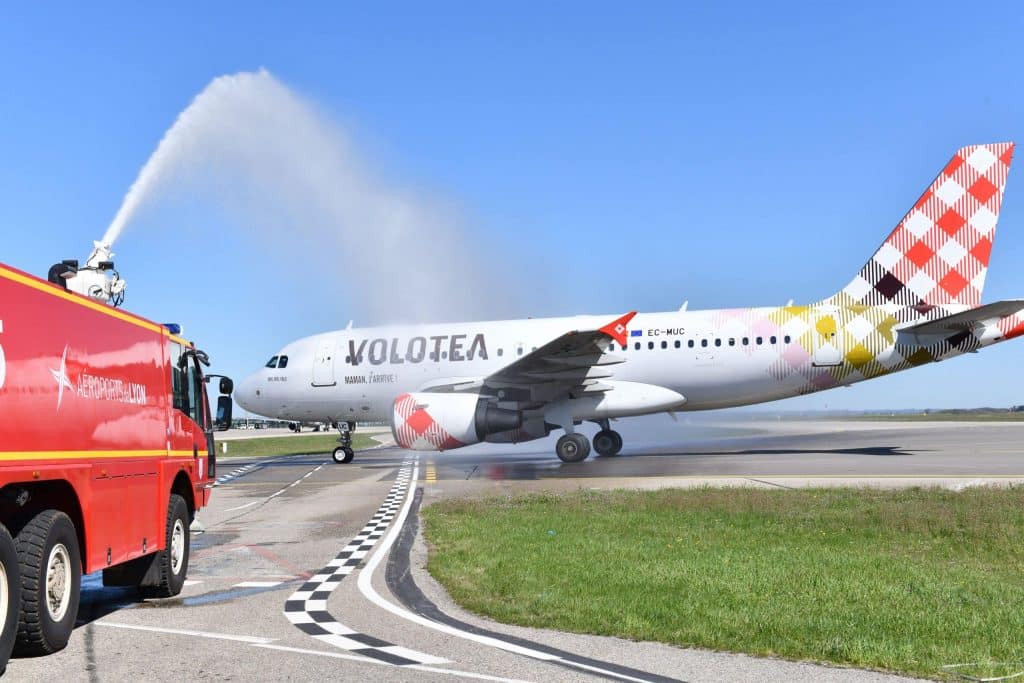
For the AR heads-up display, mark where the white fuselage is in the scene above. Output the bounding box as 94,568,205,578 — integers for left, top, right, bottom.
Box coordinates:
235,303,991,426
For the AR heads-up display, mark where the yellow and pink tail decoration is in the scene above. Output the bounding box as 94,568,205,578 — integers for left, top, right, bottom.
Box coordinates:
830,142,1014,311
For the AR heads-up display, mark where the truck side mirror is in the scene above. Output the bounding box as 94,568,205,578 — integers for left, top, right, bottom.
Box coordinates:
219,377,234,395
215,396,233,431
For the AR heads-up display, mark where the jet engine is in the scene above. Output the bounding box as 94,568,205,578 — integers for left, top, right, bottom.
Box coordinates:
484,415,552,444
391,393,522,451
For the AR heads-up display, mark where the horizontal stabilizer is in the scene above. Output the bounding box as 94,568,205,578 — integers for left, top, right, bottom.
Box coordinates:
899,300,1024,336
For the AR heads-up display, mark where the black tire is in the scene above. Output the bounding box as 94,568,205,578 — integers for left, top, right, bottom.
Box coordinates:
13,510,81,656
555,434,590,463
333,447,355,464
593,430,622,457
142,494,189,599
0,524,20,671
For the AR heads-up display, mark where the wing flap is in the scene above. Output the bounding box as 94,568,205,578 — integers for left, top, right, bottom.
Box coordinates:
521,367,615,381
481,311,637,401
541,354,625,368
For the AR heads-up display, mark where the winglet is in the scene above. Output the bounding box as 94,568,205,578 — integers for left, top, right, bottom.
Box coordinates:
599,311,637,347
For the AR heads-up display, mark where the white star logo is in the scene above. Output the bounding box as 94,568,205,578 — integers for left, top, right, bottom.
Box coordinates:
50,345,74,411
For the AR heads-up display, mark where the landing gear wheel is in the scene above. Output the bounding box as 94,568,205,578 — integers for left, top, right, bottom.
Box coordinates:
142,493,190,599
555,434,591,463
0,524,20,672
13,510,81,656
333,421,355,463
593,429,623,457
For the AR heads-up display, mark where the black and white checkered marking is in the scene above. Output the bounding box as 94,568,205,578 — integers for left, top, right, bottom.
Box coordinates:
282,459,443,666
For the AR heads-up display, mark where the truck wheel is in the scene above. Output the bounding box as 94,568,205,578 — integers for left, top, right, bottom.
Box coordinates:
13,510,81,656
142,494,189,599
0,524,21,671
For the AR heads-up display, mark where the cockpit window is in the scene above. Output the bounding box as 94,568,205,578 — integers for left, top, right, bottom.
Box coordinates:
265,356,279,368
278,355,289,369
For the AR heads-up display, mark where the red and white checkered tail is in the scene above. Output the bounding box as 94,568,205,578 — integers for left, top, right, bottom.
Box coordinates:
828,142,1014,311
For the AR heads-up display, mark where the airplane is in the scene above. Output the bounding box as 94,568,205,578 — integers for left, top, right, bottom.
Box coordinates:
236,142,1020,464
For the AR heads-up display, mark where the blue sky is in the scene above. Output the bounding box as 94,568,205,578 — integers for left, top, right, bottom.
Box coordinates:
2,3,1023,411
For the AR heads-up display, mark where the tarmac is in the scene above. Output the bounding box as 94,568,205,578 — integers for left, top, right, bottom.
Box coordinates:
6,418,1022,682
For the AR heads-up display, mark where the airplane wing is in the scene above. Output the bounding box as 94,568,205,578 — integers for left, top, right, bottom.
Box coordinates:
418,311,637,404
899,300,1024,337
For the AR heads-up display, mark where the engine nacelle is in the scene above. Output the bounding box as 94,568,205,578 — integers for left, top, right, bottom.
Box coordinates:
392,393,522,451
484,415,552,444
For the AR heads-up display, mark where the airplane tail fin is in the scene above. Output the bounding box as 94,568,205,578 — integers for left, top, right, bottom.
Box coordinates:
827,142,1014,311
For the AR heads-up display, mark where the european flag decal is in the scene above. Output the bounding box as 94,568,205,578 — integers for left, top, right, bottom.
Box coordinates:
630,329,642,337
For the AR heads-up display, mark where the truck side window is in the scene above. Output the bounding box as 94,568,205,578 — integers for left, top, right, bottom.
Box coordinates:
186,358,200,425
189,356,206,428
170,342,190,416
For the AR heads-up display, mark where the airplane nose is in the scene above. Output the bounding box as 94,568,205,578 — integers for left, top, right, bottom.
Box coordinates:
235,374,260,412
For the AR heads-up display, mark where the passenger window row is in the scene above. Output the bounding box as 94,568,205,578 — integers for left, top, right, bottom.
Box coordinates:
623,335,791,352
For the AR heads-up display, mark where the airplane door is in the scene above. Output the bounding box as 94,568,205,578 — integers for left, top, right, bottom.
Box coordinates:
312,339,337,386
811,307,843,367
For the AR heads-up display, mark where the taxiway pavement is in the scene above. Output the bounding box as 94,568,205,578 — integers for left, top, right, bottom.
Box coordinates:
7,419,1021,682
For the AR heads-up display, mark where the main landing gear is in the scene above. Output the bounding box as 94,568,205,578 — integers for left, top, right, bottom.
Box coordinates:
332,421,356,464
555,434,590,463
554,420,623,463
592,429,624,457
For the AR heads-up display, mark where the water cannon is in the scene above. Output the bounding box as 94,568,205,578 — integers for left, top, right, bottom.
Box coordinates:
49,241,127,307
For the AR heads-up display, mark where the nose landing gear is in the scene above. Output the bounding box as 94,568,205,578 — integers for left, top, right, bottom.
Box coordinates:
332,421,356,464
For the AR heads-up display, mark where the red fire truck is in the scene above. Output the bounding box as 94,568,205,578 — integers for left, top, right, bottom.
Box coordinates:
0,257,232,668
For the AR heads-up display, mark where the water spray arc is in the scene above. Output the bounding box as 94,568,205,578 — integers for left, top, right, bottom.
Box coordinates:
99,69,510,324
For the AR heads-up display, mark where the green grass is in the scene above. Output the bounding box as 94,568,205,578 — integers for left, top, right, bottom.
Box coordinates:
423,487,1024,678
216,433,378,458
845,411,1024,422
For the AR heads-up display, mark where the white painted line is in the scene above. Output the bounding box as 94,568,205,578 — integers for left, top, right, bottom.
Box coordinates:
251,643,387,665
252,644,534,682
356,459,557,661
99,622,521,681
223,501,260,512
406,665,536,683
355,458,658,683
234,581,282,588
96,621,275,644
183,580,203,587
265,462,325,499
